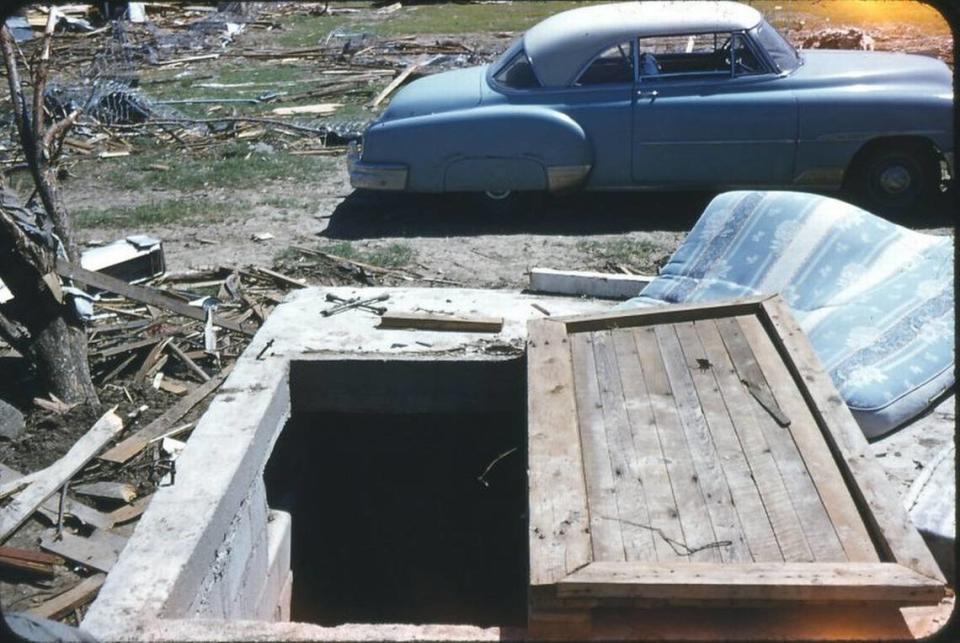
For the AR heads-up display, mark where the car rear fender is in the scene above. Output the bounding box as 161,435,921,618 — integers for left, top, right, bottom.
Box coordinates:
363,105,591,192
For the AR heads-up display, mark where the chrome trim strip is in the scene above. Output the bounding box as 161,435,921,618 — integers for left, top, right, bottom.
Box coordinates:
347,142,408,191
792,167,845,186
638,139,795,145
547,164,592,191
811,130,949,143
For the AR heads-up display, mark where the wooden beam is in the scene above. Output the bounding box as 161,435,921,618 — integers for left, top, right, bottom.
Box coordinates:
528,268,654,299
558,562,944,605
758,296,947,584
40,529,127,574
1,464,114,531
0,545,63,576
377,312,503,333
98,365,233,464
26,573,106,620
0,409,123,543
55,259,253,335
555,296,770,333
368,63,419,107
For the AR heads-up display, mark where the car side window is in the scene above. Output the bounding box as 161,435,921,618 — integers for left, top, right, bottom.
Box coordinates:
575,42,634,86
637,32,760,80
494,50,540,89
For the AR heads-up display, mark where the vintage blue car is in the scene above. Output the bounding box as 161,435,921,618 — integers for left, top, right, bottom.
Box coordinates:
348,1,953,210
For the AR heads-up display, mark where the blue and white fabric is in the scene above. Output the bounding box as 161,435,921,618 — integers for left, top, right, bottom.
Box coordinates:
618,191,954,438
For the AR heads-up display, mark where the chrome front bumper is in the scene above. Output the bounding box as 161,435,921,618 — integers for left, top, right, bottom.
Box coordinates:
347,141,408,191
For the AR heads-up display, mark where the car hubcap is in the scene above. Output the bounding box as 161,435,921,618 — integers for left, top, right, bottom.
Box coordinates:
484,190,512,200
878,165,912,195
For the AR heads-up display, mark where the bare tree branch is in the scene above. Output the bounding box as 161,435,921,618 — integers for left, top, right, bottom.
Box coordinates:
43,109,82,157
32,8,58,150
1,24,80,262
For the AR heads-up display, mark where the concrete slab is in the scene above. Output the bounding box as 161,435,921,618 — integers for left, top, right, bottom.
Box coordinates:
81,288,608,641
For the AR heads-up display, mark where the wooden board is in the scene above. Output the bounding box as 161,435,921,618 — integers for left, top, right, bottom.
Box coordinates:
0,409,123,543
26,573,106,620
98,364,232,464
527,295,944,619
377,312,503,333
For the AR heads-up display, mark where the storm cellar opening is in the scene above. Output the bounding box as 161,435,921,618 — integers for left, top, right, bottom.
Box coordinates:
264,358,529,628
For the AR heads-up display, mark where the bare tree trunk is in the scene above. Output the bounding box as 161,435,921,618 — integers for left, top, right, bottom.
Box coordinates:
0,18,98,405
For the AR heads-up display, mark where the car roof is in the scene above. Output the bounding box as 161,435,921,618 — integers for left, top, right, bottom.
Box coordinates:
524,1,763,87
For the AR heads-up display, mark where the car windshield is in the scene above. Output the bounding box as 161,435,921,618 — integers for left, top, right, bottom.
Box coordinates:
751,20,800,72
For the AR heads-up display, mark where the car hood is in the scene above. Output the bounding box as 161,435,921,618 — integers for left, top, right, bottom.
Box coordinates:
790,49,952,89
378,65,486,122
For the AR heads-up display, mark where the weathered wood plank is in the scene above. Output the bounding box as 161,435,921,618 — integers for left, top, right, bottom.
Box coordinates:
696,319,813,562
0,464,114,531
570,332,626,562
592,330,657,562
673,321,782,563
26,573,106,620
98,365,232,464
0,545,62,576
759,297,945,584
106,494,153,526
736,313,877,563
557,296,769,333
656,323,749,564
39,528,127,574
0,409,123,543
527,320,592,587
56,259,252,335
717,315,847,563
368,62,420,107
611,329,685,563
377,312,503,333
557,561,944,605
632,326,720,563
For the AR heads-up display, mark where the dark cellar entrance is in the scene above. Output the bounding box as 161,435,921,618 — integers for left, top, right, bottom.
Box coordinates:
264,358,528,627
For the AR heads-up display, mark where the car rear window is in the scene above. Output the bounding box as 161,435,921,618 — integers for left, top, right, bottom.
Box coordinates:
576,42,634,86
494,49,541,89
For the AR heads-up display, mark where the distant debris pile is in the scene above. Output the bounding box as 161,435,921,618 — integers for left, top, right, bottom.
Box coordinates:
801,28,875,51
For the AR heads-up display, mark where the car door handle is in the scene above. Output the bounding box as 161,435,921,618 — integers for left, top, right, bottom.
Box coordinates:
636,89,659,98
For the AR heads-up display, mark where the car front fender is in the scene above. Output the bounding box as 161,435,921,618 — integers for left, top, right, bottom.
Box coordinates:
361,105,592,192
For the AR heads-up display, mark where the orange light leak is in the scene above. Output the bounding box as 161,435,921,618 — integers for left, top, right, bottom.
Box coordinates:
751,0,951,33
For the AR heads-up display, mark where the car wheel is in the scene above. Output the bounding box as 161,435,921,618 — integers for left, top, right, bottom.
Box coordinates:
476,190,543,216
849,145,938,212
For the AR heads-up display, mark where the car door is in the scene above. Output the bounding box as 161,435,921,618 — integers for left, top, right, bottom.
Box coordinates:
631,32,798,187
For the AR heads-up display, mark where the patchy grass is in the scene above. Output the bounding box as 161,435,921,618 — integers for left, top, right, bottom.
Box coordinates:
259,195,309,210
375,1,589,35
268,1,591,44
282,241,416,270
576,238,661,268
321,240,416,269
74,198,234,229
271,13,365,48
98,142,336,192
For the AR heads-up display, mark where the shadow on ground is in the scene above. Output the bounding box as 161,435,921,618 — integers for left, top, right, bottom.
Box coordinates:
322,190,716,239
321,188,955,240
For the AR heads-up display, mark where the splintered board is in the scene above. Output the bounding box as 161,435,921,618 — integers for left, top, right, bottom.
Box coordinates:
527,296,945,617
